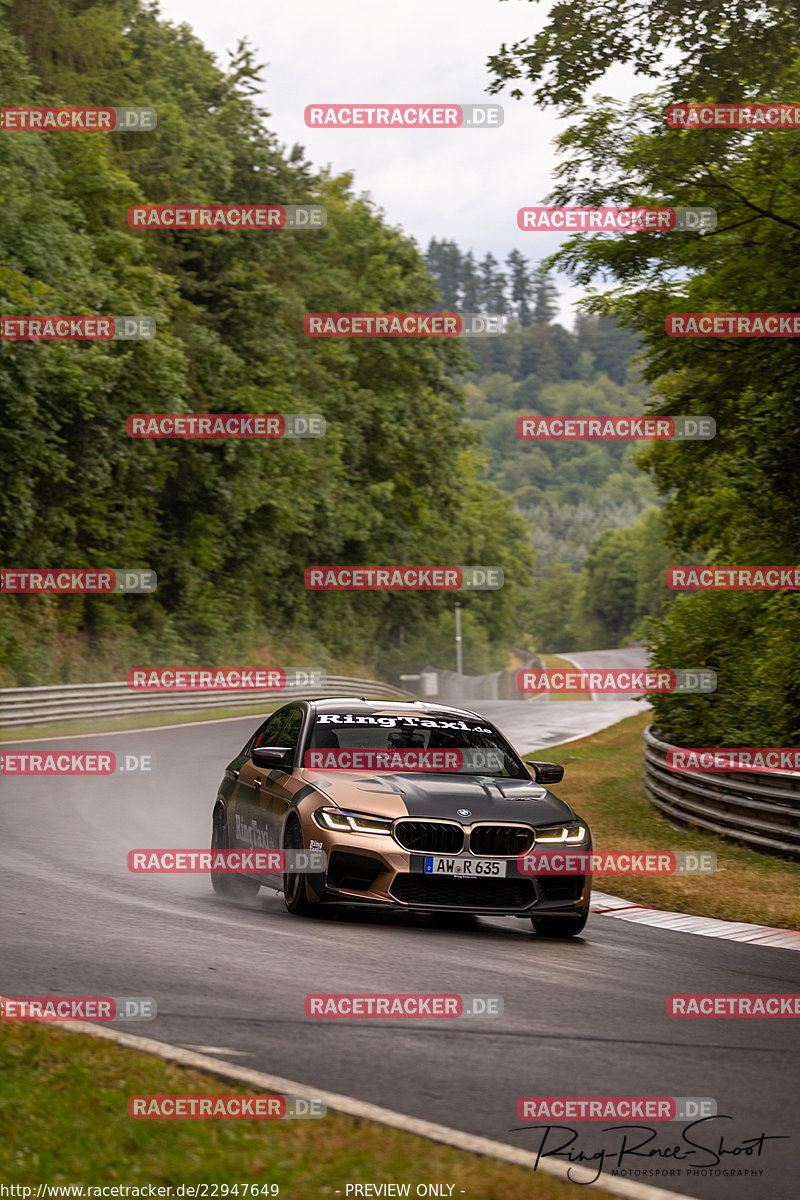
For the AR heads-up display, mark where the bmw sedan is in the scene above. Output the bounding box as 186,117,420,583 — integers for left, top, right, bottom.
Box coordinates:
210,697,592,937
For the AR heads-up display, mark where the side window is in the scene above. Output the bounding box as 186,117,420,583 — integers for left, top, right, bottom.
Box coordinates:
250,710,289,752
279,708,304,768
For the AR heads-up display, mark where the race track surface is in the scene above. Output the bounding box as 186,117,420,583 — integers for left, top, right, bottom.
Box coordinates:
1,686,797,1199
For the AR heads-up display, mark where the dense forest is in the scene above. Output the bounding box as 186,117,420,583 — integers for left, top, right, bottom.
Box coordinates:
0,0,664,690
5,0,796,748
427,246,654,567
0,0,541,685
424,240,670,650
487,0,800,744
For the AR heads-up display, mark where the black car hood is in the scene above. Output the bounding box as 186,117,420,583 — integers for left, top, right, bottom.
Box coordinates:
307,770,576,826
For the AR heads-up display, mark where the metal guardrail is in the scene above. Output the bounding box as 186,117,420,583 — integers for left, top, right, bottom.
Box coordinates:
0,677,413,729
408,653,543,703
643,724,800,860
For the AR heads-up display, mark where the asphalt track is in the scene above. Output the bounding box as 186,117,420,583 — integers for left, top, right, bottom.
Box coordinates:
1,657,798,1199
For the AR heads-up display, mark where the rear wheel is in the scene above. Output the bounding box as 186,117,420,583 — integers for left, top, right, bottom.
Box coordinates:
282,816,316,916
211,806,261,899
531,909,588,938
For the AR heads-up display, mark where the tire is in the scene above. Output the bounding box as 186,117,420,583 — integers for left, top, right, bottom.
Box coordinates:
530,909,589,938
282,816,316,916
210,806,261,899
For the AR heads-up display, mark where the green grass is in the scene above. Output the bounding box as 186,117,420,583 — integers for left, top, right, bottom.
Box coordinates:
526,712,800,928
0,1022,617,1199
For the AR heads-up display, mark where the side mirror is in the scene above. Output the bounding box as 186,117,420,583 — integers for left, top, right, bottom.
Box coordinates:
529,760,564,785
251,745,293,769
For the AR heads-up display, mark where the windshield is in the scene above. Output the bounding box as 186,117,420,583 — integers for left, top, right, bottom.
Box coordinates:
305,713,530,779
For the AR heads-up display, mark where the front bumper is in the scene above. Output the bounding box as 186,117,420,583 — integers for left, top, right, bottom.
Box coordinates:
303,825,591,916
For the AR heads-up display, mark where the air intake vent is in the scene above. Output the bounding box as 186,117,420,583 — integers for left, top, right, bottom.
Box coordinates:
391,875,535,909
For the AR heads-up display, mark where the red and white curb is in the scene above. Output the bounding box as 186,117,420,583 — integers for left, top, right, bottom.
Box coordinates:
591,890,800,950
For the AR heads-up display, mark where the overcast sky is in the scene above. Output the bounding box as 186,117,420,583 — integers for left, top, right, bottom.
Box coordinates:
157,0,639,327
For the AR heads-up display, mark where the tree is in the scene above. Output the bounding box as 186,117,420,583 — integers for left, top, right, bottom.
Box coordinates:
0,1,533,684
479,252,508,315
486,0,800,110
503,41,800,741
506,249,533,325
577,528,639,646
541,79,800,565
575,314,642,386
516,561,580,653
531,266,558,324
424,238,462,309
460,249,482,311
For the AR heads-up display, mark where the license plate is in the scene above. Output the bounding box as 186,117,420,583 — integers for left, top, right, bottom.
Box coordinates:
424,856,506,877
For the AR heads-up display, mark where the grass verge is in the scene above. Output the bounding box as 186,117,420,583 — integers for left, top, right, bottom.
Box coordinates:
538,656,592,700
525,712,800,928
0,1022,616,1199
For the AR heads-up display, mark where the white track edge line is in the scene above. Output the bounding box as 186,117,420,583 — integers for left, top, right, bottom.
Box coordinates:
527,713,649,752
18,1013,697,1200
550,653,604,701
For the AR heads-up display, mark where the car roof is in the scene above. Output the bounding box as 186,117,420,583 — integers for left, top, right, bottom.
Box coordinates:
306,697,484,720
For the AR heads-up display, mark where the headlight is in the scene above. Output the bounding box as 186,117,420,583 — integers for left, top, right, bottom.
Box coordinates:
314,807,394,835
535,823,587,844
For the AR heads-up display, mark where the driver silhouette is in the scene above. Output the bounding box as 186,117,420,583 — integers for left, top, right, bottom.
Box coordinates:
387,728,426,749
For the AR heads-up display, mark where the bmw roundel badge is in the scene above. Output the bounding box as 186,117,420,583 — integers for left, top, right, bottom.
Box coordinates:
457,808,471,817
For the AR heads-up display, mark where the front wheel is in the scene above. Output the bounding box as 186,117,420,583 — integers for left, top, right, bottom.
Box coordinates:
211,807,261,899
531,909,589,938
282,816,317,916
